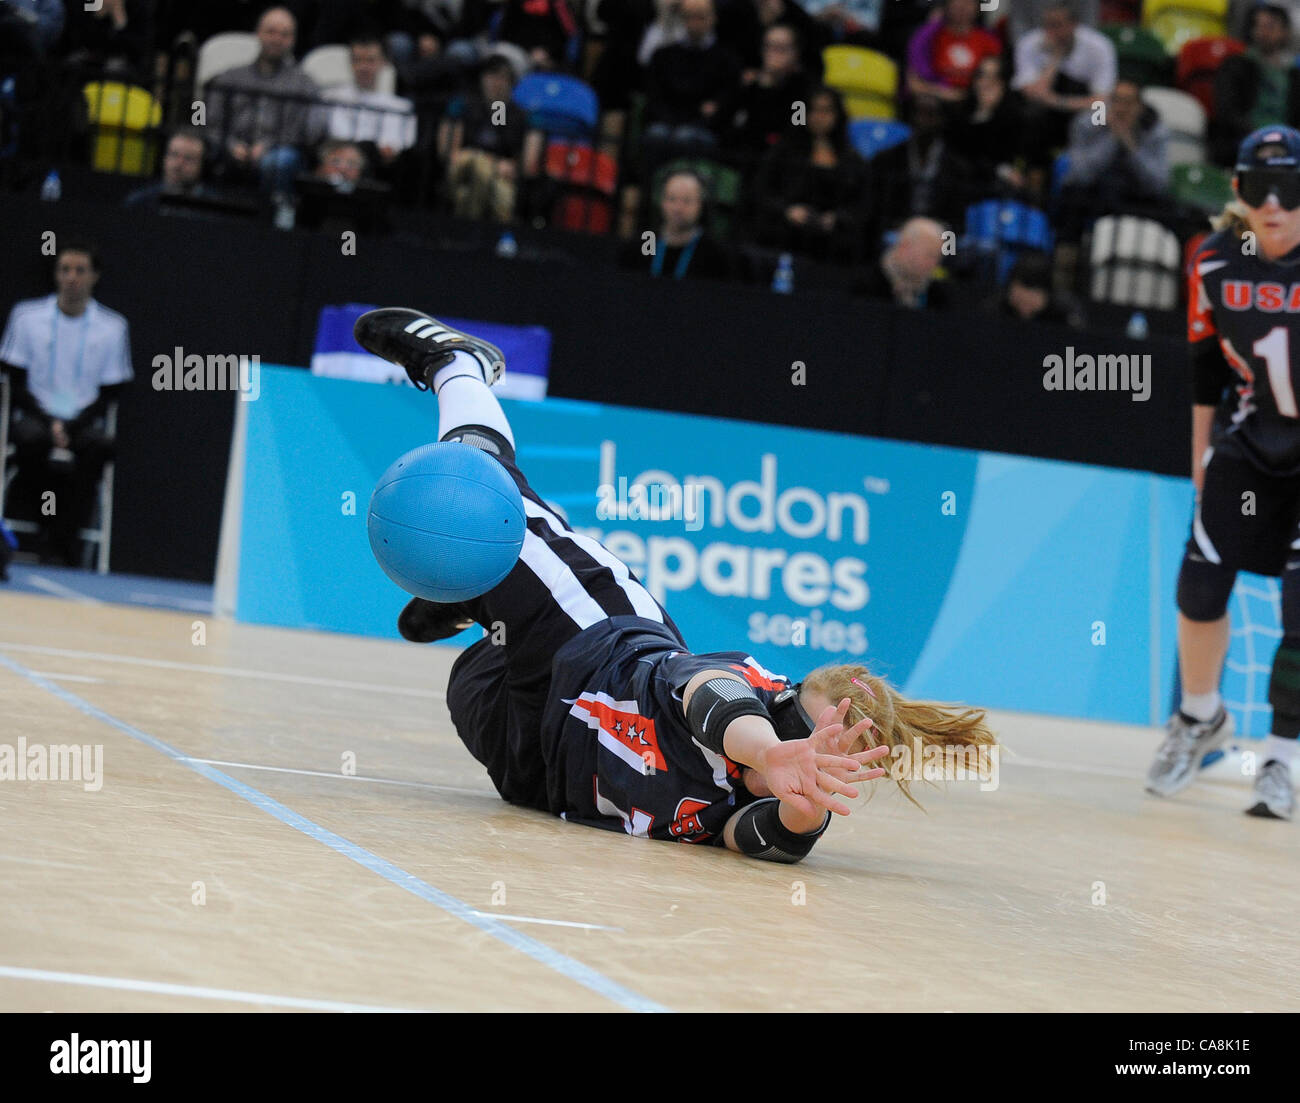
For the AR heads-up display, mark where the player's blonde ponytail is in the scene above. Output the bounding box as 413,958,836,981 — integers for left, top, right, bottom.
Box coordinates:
801,664,998,809
1210,196,1250,238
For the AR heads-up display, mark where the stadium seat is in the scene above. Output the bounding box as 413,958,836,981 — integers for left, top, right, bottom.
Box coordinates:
1141,85,1207,165
963,199,1054,284
195,31,259,93
1170,161,1233,212
83,82,162,176
848,119,910,160
513,74,600,140
1051,151,1071,200
1087,214,1182,309
822,46,897,120
1099,24,1174,86
1100,0,1141,23
653,158,742,241
1143,0,1229,55
543,140,618,233
1176,35,1245,118
301,44,397,94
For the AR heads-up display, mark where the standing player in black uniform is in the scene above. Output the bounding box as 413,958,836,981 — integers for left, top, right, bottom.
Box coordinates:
354,308,998,862
1147,126,1300,819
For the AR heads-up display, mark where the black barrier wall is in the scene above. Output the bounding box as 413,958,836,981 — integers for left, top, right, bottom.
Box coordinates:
0,198,1191,581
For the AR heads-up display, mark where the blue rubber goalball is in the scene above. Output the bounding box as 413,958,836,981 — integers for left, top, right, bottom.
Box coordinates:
367,442,526,602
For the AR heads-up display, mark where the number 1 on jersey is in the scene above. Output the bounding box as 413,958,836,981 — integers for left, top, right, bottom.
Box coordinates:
1255,326,1299,418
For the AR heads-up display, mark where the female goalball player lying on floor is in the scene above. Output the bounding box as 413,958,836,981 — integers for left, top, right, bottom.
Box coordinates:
356,308,998,863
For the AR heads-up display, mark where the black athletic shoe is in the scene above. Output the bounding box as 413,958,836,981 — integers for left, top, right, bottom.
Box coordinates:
398,597,475,643
353,307,505,391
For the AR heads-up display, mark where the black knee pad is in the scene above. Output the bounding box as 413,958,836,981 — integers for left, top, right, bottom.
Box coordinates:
1270,636,1300,739
439,423,515,464
1176,553,1236,622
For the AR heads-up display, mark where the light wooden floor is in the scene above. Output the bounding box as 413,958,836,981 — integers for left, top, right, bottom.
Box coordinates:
1,588,1296,1013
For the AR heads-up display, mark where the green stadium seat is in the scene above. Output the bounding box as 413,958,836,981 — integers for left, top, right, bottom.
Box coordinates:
1170,162,1234,212
1099,23,1174,87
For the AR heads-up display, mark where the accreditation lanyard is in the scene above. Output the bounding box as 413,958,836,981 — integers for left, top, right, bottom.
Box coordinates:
48,301,93,402
651,232,700,279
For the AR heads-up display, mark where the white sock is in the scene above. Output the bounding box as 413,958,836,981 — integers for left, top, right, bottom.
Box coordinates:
1264,735,1298,768
436,371,515,448
432,349,486,392
1180,690,1221,722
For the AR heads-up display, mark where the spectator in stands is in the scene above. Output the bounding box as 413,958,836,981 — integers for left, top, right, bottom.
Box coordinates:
728,22,811,160
0,0,64,59
205,6,321,197
642,0,743,169
1011,0,1116,181
620,167,733,279
1007,0,1097,43
442,53,526,222
0,243,133,566
946,54,1027,201
124,129,221,211
62,0,156,81
873,92,973,229
855,216,952,308
1053,76,1168,287
1058,76,1168,231
495,0,579,71
321,32,417,173
906,0,1002,105
314,136,368,187
723,0,825,80
1210,3,1300,167
754,85,869,262
982,250,1085,327
382,0,468,68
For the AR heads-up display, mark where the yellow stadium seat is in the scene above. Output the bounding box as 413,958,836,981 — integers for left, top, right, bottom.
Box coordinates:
823,46,897,119
1142,0,1227,55
82,82,162,176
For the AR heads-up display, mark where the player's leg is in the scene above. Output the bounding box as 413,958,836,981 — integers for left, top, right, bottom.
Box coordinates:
1147,448,1246,796
1248,512,1300,819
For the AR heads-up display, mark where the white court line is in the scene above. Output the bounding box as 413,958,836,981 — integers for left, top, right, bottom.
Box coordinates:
126,592,213,613
0,964,428,1012
27,671,103,684
470,912,624,932
0,642,443,699
23,574,103,605
184,757,489,797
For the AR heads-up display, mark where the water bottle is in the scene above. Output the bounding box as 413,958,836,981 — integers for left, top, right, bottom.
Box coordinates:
1126,310,1148,340
40,170,62,202
495,230,518,259
772,252,794,294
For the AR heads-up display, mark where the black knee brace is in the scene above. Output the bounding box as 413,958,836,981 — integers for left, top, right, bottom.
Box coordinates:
1176,552,1236,622
732,798,830,864
1269,633,1300,739
439,424,516,463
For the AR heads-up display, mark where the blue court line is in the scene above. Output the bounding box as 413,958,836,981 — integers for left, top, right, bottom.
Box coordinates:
0,651,668,1014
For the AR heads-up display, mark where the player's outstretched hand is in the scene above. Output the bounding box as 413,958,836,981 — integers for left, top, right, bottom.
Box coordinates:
809,697,892,783
755,736,881,818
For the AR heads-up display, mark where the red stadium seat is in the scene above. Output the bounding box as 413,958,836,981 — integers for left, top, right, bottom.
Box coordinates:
1100,0,1141,24
543,140,617,234
1176,35,1246,118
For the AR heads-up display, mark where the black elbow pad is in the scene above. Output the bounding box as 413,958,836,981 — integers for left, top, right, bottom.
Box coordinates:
733,798,830,863
685,676,769,754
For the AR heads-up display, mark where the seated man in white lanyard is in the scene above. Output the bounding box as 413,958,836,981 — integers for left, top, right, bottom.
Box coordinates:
0,242,133,566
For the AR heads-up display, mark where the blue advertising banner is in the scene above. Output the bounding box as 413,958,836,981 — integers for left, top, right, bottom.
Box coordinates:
234,366,1195,727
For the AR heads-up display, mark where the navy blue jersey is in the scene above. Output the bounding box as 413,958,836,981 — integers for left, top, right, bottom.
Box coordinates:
1189,229,1300,474
538,616,793,844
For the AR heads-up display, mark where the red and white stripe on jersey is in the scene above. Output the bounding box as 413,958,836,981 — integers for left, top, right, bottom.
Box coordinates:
569,691,666,775
1187,248,1223,344
731,655,790,692
1219,334,1255,383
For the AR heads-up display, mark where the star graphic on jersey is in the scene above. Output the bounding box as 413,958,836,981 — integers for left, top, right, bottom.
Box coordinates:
629,724,649,746
612,719,624,736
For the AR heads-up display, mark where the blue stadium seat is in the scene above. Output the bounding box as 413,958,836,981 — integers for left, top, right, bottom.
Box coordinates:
512,74,599,139
964,200,1054,284
848,119,910,160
